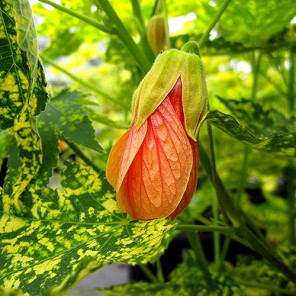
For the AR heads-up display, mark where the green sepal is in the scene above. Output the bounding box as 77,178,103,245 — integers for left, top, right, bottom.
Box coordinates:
132,49,207,141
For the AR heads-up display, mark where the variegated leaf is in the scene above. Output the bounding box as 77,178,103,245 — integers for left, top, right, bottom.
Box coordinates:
202,110,296,157
39,89,103,153
0,162,175,295
0,0,49,213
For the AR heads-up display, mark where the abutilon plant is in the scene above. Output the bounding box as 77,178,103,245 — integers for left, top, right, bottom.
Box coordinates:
106,48,207,220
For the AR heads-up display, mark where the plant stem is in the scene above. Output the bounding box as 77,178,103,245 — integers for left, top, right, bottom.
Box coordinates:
240,226,296,284
64,140,101,173
207,123,231,225
186,232,212,288
38,0,112,34
199,144,296,284
40,53,128,109
96,0,151,73
162,0,170,49
156,259,165,283
217,235,231,272
130,0,155,63
198,0,232,48
130,0,146,34
251,50,262,100
138,264,159,283
235,279,296,295
176,224,235,234
236,145,249,208
289,46,295,112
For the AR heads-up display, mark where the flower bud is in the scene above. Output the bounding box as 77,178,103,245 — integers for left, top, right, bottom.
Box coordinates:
132,48,207,141
147,15,166,54
107,47,207,220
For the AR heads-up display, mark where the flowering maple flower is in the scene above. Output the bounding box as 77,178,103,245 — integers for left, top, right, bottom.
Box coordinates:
106,48,207,220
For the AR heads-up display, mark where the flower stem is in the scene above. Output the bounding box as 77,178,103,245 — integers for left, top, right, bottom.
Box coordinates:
198,0,232,48
185,232,212,288
64,140,101,174
176,225,235,234
156,259,165,283
217,235,231,272
38,0,112,34
96,0,151,73
138,264,159,283
236,145,249,208
199,144,296,284
40,53,128,109
207,123,232,225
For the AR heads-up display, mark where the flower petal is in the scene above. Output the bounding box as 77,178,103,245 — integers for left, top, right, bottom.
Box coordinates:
169,141,199,220
118,97,193,220
117,117,148,191
106,130,130,188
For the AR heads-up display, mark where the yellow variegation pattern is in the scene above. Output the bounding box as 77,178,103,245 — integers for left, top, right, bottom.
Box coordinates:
0,162,175,295
0,0,48,212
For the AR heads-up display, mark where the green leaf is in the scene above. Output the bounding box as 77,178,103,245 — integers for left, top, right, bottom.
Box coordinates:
39,90,103,152
99,252,241,296
0,0,49,214
37,122,59,186
0,162,175,295
220,0,296,41
0,130,10,169
202,110,296,156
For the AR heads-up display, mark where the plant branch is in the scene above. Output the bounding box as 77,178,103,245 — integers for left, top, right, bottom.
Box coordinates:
40,53,128,109
207,123,232,225
38,0,112,34
138,264,159,283
64,140,101,173
176,224,235,234
96,0,151,73
156,259,165,283
198,0,232,48
186,232,212,288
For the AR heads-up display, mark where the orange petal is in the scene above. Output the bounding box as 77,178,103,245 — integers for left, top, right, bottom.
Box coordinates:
117,97,193,220
169,140,199,220
106,130,130,188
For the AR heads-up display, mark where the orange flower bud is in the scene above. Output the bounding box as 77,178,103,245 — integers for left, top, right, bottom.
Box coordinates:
106,48,207,220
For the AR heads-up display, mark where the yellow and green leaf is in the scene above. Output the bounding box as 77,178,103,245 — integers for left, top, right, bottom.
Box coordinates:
0,162,175,295
0,0,49,213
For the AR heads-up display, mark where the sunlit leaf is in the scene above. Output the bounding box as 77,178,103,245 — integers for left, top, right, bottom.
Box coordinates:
0,161,175,295
39,89,103,152
203,110,296,156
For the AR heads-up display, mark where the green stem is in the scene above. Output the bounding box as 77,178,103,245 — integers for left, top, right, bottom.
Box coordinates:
138,264,159,283
198,0,232,48
289,46,295,112
240,226,296,284
259,70,286,96
40,53,128,109
217,235,231,272
130,0,155,63
162,0,170,49
251,50,262,100
176,225,235,234
236,146,249,207
65,140,101,173
207,123,231,225
96,0,151,73
38,0,112,33
130,0,146,34
186,232,212,288
156,259,165,283
235,279,296,295
199,144,296,284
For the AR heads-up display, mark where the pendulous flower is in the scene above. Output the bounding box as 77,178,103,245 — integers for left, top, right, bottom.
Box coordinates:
106,48,207,220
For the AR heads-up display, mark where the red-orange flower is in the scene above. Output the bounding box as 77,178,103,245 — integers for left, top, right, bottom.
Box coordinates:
107,75,205,220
